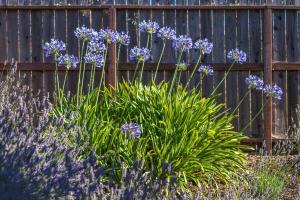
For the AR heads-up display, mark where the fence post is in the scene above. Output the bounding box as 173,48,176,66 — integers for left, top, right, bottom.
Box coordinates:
263,7,273,154
108,7,117,88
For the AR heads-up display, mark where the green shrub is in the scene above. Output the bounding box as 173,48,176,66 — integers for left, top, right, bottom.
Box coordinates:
58,81,250,189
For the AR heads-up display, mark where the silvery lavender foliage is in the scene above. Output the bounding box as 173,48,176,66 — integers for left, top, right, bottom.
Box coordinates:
172,35,193,52
194,38,213,55
58,54,79,69
120,123,141,138
198,65,214,76
139,20,159,34
227,48,247,64
43,39,66,57
263,84,283,100
157,27,176,40
245,75,264,90
129,47,151,62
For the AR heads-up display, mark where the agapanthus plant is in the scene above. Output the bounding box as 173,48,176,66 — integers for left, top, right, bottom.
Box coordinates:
227,48,247,64
129,47,151,81
263,84,283,100
194,38,213,55
120,122,142,139
43,39,66,58
139,20,159,34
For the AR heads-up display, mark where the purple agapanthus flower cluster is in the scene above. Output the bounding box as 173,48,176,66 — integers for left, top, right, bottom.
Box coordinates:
99,28,119,44
116,32,131,45
139,20,159,34
245,75,264,90
227,48,247,64
120,123,141,138
84,52,104,68
172,35,193,52
194,38,213,55
263,84,283,100
74,25,98,41
43,39,66,57
129,47,151,62
157,27,176,40
57,54,79,69
198,65,214,76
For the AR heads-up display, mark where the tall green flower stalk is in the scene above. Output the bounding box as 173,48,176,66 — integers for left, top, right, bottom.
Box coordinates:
77,40,87,106
211,61,235,96
139,34,151,82
168,50,183,95
185,54,202,90
153,40,166,82
242,100,267,132
231,89,251,115
116,44,121,89
53,54,61,103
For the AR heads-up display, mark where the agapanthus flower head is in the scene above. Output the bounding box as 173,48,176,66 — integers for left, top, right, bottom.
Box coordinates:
172,35,193,52
98,28,118,44
176,62,188,72
57,54,79,69
116,32,131,45
198,65,214,76
139,20,159,34
263,84,283,100
74,26,98,41
120,122,141,138
43,39,66,57
84,52,104,68
129,47,151,62
157,27,176,40
245,75,264,90
194,38,213,54
87,40,106,54
227,48,247,64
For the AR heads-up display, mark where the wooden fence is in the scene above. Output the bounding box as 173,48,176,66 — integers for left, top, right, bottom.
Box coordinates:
0,2,300,152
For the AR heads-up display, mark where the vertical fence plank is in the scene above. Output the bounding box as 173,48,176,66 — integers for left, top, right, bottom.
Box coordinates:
0,9,6,62
108,7,117,88
249,9,263,138
264,8,273,154
7,10,18,62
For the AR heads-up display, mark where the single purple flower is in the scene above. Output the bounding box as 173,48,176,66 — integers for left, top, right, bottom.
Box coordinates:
172,35,193,52
194,38,213,54
139,20,159,34
43,39,66,58
157,27,176,40
227,48,247,64
129,47,151,62
84,52,104,68
57,54,79,69
263,84,283,100
116,32,131,45
245,75,264,90
198,65,214,76
120,123,141,138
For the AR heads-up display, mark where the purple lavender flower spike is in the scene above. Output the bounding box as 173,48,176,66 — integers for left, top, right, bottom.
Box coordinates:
84,52,104,68
172,35,193,52
57,54,79,69
139,20,159,34
98,28,118,44
120,123,141,139
129,47,151,62
157,27,176,40
198,65,214,76
43,39,66,58
245,75,264,90
116,32,131,45
227,48,247,64
194,38,213,55
263,84,283,100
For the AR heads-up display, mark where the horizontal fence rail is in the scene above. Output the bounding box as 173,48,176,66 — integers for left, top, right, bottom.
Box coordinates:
0,4,299,153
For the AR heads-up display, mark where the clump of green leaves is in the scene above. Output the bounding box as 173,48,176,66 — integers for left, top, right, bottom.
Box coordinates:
59,81,250,189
